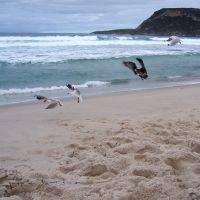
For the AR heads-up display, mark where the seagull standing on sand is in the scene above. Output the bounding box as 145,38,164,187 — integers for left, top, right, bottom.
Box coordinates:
166,36,181,46
66,84,83,103
34,95,63,109
123,58,148,80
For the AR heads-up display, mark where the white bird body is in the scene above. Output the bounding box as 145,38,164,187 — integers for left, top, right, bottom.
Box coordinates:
66,84,83,103
167,36,181,46
68,90,83,102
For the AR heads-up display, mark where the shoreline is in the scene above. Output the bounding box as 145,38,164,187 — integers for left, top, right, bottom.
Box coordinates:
1,82,200,108
0,81,200,107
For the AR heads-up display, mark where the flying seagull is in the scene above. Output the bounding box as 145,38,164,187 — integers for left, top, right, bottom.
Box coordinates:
166,36,181,46
123,58,148,80
34,95,63,109
66,84,83,103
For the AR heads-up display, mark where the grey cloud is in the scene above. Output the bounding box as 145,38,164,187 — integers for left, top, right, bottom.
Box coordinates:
0,0,199,33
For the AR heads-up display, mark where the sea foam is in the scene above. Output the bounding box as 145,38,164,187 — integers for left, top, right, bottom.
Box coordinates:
0,34,199,63
0,81,109,95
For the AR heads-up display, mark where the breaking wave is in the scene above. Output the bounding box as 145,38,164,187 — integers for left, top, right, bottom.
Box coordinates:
0,81,109,95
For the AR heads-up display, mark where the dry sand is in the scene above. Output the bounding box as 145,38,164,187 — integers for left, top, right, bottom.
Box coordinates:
0,85,200,200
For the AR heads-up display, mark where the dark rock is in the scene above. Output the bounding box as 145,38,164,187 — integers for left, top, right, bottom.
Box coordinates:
92,8,200,37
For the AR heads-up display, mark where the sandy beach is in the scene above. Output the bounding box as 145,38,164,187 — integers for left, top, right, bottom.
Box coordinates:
0,85,200,200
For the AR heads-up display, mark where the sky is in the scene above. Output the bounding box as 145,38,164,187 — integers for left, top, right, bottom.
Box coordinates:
0,0,199,33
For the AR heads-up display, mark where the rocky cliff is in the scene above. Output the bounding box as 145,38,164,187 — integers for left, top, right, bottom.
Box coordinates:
92,8,200,37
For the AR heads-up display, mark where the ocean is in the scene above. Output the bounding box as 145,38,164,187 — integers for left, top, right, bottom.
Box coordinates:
0,33,200,105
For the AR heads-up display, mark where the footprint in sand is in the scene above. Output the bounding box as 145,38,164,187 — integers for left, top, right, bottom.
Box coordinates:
113,143,136,154
105,140,118,148
110,157,131,174
136,144,161,154
164,157,183,170
67,143,88,151
105,135,137,154
191,164,200,175
65,143,88,158
188,191,200,200
113,120,136,134
164,155,200,178
0,169,33,197
111,136,133,144
156,136,183,145
129,167,157,179
57,119,72,127
81,164,108,177
0,169,63,199
81,136,95,143
190,142,200,154
60,162,83,174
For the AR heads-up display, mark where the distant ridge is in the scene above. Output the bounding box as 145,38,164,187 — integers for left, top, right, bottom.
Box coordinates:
92,8,200,37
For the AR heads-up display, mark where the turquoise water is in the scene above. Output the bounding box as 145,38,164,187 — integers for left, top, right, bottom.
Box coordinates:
0,34,200,105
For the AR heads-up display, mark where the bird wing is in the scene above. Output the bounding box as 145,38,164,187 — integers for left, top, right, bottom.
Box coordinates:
167,36,177,41
66,84,75,91
136,58,147,74
45,101,58,109
166,37,173,42
122,61,137,75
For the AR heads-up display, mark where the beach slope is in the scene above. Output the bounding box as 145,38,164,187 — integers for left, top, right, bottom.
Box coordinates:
0,85,200,200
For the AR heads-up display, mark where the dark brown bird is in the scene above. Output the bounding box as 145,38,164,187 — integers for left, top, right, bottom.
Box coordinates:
123,58,148,80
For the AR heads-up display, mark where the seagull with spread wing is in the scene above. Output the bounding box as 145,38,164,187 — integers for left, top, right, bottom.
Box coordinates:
66,84,83,103
34,95,63,109
123,58,148,80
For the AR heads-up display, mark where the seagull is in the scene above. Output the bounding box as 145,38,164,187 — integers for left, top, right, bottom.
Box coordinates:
66,84,83,103
34,95,48,102
34,95,63,109
166,36,181,46
123,58,148,80
45,100,63,109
